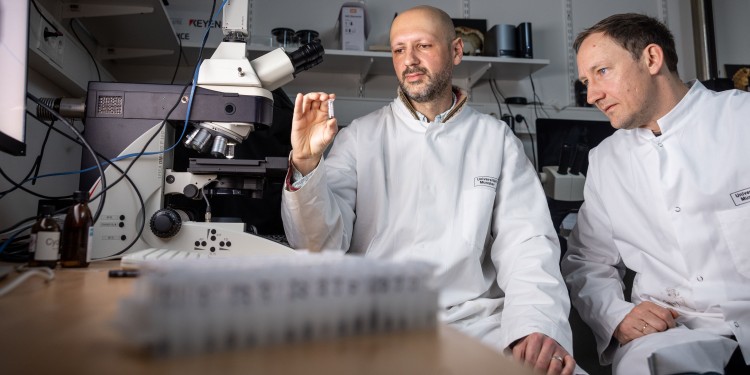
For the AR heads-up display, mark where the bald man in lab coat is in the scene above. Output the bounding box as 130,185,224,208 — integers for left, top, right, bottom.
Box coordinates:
281,5,577,375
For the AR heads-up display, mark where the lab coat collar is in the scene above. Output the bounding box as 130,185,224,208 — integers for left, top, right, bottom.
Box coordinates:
650,80,705,139
397,86,468,123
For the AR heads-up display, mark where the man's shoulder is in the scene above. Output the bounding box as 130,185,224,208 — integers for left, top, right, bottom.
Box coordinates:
588,129,629,160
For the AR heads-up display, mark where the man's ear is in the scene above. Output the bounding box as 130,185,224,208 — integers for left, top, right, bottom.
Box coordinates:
452,37,464,65
642,43,665,75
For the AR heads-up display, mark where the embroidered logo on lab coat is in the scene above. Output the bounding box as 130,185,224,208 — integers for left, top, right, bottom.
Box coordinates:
731,187,750,206
474,176,498,190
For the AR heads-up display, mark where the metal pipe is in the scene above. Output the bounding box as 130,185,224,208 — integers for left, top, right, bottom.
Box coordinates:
691,0,718,80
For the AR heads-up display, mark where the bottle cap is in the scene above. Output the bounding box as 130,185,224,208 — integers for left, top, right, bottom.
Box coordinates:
40,205,56,216
73,191,89,203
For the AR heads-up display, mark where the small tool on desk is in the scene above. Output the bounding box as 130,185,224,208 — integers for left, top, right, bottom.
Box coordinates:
108,269,140,278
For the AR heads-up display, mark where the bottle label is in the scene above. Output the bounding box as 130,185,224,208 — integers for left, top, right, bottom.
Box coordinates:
86,226,94,262
35,232,61,261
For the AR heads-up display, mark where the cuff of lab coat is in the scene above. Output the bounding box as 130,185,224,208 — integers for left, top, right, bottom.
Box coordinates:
595,302,634,365
284,151,319,192
501,318,573,357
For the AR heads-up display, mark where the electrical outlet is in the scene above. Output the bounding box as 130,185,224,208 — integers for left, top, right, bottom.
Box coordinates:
36,19,65,67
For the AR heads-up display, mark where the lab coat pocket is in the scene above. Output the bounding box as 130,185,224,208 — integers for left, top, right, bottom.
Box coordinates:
716,206,750,278
460,189,495,249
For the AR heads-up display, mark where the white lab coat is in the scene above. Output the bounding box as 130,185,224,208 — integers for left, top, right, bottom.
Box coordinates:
282,91,573,354
562,82,750,371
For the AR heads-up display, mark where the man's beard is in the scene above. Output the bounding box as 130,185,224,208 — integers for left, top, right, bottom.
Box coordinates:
399,64,452,103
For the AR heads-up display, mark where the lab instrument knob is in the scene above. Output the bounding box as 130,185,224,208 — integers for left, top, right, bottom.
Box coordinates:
149,208,182,238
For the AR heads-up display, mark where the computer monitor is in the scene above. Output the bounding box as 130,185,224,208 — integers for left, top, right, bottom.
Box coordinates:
0,0,29,156
535,118,616,176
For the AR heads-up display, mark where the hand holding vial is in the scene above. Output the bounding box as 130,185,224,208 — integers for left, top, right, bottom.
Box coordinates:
290,92,337,176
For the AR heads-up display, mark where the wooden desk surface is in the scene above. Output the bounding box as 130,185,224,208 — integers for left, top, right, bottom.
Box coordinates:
0,261,530,375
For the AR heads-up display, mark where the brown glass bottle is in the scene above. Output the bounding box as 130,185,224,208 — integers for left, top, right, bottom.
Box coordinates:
60,191,93,268
28,205,60,268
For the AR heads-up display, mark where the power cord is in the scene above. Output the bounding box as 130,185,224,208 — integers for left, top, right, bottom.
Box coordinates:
517,116,538,170
0,0,227,261
27,93,107,224
68,18,101,82
0,266,55,298
30,0,63,37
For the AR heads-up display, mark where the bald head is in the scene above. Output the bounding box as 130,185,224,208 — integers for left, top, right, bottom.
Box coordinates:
391,5,456,45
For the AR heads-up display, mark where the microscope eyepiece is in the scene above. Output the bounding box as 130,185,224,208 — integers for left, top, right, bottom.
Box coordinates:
287,39,325,75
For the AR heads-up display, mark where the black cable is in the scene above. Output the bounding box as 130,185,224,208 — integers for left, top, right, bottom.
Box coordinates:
492,79,517,125
194,1,218,69
22,111,147,259
26,93,107,224
170,36,185,84
528,75,550,118
30,0,62,36
0,216,37,237
520,117,537,170
487,80,505,122
29,119,55,185
0,121,59,198
90,1,223,258
0,166,69,200
91,0,223,258
69,19,101,82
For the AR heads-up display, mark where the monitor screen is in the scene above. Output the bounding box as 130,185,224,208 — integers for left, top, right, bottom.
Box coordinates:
535,118,616,175
0,0,29,156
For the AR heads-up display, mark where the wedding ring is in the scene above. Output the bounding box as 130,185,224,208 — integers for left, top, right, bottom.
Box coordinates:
642,323,649,333
552,355,564,363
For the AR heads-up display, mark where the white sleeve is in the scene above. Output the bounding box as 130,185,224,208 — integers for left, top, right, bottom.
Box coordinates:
490,128,574,354
280,126,358,252
561,151,634,364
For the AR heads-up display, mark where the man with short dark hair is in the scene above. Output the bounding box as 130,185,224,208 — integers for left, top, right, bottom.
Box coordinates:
562,13,750,375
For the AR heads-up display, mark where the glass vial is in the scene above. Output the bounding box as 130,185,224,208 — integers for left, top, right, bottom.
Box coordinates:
60,191,93,268
28,205,60,268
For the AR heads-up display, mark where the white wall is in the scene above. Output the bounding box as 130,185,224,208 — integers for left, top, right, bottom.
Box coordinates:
5,0,749,234
712,0,750,78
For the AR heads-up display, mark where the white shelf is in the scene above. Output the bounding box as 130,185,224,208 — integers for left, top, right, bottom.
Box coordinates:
63,0,179,61
247,46,549,87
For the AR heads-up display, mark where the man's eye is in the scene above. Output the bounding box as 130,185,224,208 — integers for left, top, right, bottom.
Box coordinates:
598,67,608,75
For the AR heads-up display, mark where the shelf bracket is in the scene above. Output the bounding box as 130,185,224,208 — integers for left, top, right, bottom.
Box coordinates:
358,57,375,97
467,62,492,89
61,3,155,19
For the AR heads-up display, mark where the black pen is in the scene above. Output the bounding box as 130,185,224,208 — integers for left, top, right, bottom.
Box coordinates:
108,269,140,278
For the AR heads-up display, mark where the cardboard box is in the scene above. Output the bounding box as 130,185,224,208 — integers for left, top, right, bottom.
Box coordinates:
340,5,365,50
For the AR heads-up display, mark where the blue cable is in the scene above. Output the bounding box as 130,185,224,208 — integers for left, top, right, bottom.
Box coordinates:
0,224,31,255
2,0,229,252
24,0,227,181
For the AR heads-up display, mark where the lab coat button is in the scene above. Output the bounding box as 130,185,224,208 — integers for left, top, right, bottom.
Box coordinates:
696,276,703,282
674,207,681,212
735,321,740,328
657,142,663,147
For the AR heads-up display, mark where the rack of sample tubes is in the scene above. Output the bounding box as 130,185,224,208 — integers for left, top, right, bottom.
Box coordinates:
115,253,438,356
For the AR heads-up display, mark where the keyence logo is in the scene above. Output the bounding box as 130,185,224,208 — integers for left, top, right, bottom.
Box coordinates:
188,19,221,28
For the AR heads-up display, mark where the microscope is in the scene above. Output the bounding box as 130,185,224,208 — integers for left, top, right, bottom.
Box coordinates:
41,0,323,261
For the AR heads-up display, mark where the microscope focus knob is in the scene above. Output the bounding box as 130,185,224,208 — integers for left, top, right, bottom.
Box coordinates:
150,208,183,238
